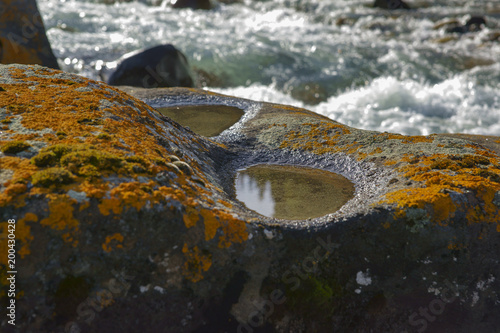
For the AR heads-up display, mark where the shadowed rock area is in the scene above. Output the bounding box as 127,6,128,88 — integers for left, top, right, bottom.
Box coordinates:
1,64,500,332
0,0,59,69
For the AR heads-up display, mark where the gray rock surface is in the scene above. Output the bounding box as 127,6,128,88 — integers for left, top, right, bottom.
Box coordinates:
1,65,500,332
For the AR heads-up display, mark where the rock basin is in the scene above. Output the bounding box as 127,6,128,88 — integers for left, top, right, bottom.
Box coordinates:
235,164,355,220
156,105,244,137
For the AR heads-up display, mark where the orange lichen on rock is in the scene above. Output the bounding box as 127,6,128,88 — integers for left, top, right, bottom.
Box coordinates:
201,208,220,241
383,186,457,225
0,65,219,252
447,242,465,250
377,133,435,144
0,183,28,208
0,213,35,266
182,243,212,283
214,210,248,248
356,152,368,161
370,147,384,155
78,181,109,199
102,233,124,252
97,178,212,220
382,150,500,225
0,156,38,207
16,213,37,257
1,67,186,178
40,194,79,246
200,208,248,248
279,121,352,154
0,65,208,252
465,186,500,224
0,65,254,287
271,104,330,119
464,143,498,158
98,181,155,216
183,205,200,228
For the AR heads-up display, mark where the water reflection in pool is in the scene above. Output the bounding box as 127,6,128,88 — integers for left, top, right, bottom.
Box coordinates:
235,164,355,220
156,105,244,137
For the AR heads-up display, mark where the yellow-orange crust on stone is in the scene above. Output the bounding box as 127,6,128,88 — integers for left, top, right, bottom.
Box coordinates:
0,66,248,284
268,104,500,229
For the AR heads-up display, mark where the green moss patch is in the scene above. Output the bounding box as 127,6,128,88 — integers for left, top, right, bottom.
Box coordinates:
31,150,58,167
96,133,111,140
77,117,102,125
31,144,74,167
56,131,67,139
286,276,342,315
1,140,31,154
124,155,148,166
32,167,75,187
30,143,156,184
60,149,123,171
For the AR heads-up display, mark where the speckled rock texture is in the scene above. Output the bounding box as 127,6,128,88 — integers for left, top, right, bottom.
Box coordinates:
0,1,59,69
1,65,500,332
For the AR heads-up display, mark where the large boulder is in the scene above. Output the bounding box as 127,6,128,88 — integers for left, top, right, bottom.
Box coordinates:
1,64,500,332
171,0,213,10
107,44,194,88
0,0,59,69
446,16,487,34
373,0,410,10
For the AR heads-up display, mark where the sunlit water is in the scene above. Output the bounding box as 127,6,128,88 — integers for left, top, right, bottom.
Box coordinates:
235,164,355,220
39,0,500,135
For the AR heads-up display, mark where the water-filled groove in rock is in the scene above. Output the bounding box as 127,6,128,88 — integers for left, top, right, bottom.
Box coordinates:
234,164,355,220
156,105,244,137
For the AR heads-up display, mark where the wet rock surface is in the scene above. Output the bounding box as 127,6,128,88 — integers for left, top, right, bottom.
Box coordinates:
1,65,500,332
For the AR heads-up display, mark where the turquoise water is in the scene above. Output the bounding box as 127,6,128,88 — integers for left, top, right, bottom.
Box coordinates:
39,0,500,135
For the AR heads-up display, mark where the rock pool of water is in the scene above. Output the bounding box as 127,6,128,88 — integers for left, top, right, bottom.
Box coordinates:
156,105,244,137
235,164,355,220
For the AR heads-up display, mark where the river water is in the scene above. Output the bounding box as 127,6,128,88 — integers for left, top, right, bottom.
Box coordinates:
39,0,500,135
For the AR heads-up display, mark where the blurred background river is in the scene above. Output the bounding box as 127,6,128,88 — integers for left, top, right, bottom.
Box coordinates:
39,0,500,135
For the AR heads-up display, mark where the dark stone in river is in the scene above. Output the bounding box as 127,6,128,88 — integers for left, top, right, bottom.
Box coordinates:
171,0,213,10
373,0,410,10
107,44,194,88
446,16,487,34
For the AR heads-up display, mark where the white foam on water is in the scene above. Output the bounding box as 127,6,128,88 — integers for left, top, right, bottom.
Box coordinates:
39,0,500,136
317,71,500,135
208,83,305,108
212,69,500,136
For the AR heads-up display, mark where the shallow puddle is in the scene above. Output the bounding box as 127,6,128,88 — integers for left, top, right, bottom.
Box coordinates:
235,164,355,220
156,105,244,137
